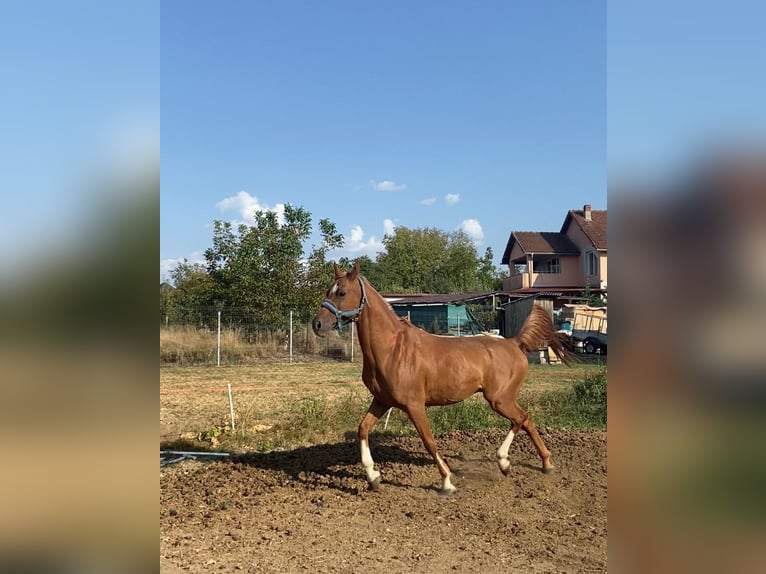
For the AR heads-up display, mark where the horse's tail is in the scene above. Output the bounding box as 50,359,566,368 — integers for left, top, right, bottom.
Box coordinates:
514,305,575,366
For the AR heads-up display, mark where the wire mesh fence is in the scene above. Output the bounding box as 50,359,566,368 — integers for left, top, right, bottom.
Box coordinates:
160,307,362,366
160,307,607,367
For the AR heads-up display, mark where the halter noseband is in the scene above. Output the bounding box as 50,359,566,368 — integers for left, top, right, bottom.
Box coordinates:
321,276,367,330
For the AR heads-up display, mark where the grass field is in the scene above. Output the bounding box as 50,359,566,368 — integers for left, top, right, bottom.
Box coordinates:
160,360,606,453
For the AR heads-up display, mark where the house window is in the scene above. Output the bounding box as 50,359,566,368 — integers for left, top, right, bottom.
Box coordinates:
586,251,598,276
539,258,561,274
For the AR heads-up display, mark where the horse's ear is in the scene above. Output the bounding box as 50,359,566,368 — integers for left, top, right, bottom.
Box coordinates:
348,259,361,280
333,262,344,279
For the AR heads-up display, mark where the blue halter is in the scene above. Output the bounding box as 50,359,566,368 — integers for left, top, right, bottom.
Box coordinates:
321,276,367,330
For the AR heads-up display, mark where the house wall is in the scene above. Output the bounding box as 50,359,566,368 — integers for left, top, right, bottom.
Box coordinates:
547,255,582,286
503,274,526,290
564,223,592,252
599,254,608,286
564,222,606,287
503,255,581,290
508,242,526,263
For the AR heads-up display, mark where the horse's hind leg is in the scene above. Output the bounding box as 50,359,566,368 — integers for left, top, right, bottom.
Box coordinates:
486,396,554,474
521,412,555,473
406,405,456,496
358,398,388,491
496,418,523,476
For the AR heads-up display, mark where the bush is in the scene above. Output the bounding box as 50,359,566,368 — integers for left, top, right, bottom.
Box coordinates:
574,368,607,421
533,368,607,428
427,398,505,435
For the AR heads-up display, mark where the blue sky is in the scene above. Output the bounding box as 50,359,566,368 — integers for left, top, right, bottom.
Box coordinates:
608,1,766,181
4,2,758,286
0,1,158,277
160,1,606,281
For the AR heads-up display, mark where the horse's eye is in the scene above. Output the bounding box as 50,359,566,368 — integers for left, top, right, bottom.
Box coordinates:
337,290,346,297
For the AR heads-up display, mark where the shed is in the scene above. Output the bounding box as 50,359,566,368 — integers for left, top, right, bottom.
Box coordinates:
383,293,486,336
499,294,561,364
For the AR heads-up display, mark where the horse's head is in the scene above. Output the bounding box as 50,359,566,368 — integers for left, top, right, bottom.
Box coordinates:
312,260,367,336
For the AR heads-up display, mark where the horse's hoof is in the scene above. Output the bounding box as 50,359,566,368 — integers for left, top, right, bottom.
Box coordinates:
438,487,456,497
500,464,511,476
543,465,555,474
369,476,381,492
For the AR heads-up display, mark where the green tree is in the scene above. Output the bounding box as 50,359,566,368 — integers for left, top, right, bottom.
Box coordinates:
478,246,507,291
375,227,450,292
297,218,345,320
203,204,314,329
166,260,216,326
371,226,505,293
337,255,379,284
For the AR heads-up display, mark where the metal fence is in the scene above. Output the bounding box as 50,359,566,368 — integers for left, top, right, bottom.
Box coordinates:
160,308,361,365
160,307,607,367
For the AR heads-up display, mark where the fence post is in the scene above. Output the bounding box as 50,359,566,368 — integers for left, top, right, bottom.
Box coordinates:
217,310,222,366
227,382,235,430
289,310,293,363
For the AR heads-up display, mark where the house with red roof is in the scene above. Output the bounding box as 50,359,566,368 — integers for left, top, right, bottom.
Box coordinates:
500,204,607,299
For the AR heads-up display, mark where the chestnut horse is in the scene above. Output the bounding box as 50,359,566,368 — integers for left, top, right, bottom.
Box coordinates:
312,261,571,495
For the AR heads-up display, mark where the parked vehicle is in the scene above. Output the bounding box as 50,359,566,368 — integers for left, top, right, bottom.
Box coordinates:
560,304,607,355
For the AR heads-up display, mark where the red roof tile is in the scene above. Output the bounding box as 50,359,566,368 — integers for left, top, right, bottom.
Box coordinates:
561,209,608,250
501,231,579,264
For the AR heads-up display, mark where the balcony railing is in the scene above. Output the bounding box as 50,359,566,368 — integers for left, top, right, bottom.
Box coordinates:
503,271,574,291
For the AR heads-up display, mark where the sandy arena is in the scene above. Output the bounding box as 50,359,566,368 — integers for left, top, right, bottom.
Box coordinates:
161,428,606,573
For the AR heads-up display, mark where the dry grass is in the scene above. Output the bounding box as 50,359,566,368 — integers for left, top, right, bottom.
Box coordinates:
160,326,357,365
160,361,605,453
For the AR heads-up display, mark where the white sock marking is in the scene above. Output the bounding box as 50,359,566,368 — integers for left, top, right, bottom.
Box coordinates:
497,429,515,471
436,454,456,493
360,439,380,483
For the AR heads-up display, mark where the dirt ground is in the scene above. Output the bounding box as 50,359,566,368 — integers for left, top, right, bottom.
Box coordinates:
160,427,606,573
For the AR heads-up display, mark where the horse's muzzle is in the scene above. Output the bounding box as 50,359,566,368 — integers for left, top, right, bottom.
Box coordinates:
312,314,329,337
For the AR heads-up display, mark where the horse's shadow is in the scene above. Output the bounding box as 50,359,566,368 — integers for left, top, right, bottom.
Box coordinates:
223,435,434,495
162,434,542,494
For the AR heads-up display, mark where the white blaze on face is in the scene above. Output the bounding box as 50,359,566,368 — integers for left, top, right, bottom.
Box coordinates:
329,283,339,295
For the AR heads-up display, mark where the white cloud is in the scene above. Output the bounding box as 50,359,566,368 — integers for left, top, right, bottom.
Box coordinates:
419,197,437,206
216,190,285,225
350,224,365,243
346,224,384,254
273,203,286,225
160,258,179,283
370,179,407,192
458,219,484,244
383,218,395,235
328,222,388,260
160,251,205,283
445,193,460,206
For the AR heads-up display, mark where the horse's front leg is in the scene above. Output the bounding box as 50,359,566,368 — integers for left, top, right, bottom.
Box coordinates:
358,398,389,491
406,404,456,496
